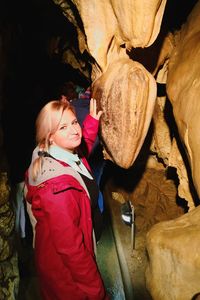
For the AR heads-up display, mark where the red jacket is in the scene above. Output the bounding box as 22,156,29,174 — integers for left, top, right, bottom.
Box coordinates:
25,115,109,300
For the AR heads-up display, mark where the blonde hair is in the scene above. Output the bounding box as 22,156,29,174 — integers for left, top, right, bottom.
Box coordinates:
32,100,75,180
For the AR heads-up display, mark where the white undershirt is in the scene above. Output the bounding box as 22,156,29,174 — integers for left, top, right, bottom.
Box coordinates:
49,145,93,180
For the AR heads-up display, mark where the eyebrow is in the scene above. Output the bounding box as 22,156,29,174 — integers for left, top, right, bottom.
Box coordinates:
59,118,77,127
57,121,68,128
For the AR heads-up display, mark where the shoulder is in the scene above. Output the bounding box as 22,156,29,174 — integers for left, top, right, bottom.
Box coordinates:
30,173,83,193
48,174,84,194
26,173,85,205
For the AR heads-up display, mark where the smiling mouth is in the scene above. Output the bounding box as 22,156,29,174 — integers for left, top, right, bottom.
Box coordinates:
72,135,81,141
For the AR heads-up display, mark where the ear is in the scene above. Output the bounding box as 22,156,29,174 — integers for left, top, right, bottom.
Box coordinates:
49,134,54,145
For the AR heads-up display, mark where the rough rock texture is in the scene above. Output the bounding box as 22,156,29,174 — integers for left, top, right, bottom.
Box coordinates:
106,161,185,299
53,0,167,74
0,0,200,299
145,2,200,299
92,58,156,168
146,205,200,300
0,172,19,300
53,0,167,169
51,1,200,299
167,0,200,198
150,96,171,166
169,139,195,210
150,89,194,210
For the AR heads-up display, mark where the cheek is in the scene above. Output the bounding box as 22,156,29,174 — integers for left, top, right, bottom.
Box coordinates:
78,127,82,137
53,132,67,144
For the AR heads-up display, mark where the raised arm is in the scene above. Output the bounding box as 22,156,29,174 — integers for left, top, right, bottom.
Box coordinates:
82,98,103,156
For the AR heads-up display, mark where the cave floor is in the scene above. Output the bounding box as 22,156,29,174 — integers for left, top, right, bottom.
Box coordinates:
103,180,153,300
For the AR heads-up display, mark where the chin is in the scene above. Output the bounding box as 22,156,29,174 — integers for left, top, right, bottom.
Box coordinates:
73,140,81,148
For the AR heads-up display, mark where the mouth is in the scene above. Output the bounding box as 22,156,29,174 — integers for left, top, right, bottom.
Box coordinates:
72,134,81,141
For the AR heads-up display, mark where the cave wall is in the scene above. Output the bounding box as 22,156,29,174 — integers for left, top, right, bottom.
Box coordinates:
51,1,200,299
0,0,200,299
51,0,200,209
167,0,200,198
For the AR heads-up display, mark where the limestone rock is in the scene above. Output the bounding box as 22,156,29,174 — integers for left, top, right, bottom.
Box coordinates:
146,205,200,300
53,0,167,73
0,172,19,299
167,0,200,197
92,58,157,168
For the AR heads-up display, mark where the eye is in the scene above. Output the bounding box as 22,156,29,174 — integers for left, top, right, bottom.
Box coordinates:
72,119,79,125
59,125,67,130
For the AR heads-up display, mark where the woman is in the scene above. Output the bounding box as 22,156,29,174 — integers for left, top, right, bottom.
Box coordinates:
25,98,109,300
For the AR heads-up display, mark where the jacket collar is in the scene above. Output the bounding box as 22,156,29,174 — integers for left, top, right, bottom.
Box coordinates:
49,145,93,179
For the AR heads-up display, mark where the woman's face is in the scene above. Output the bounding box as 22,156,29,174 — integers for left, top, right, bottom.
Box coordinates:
50,109,82,152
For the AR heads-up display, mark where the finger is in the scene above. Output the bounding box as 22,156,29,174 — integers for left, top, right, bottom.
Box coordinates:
90,98,94,114
97,110,103,120
60,95,68,103
93,98,97,114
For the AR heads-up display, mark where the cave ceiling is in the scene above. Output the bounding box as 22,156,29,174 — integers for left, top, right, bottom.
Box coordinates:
0,0,198,169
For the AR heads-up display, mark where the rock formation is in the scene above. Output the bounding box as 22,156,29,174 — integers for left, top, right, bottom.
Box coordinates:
92,58,156,168
50,1,200,299
0,0,200,299
146,205,200,300
145,1,200,299
0,172,19,299
53,0,167,169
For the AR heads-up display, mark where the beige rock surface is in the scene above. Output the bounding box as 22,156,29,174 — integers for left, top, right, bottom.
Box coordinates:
105,163,185,300
4,1,198,299
32,1,200,299
53,0,169,170
146,205,200,300
92,58,156,168
146,2,200,299
167,0,200,197
54,0,167,74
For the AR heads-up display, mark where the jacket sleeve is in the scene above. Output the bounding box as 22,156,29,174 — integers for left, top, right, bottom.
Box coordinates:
82,114,99,156
41,181,107,300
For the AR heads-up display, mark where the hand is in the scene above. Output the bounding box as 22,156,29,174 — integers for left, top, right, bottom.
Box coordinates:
89,98,103,120
60,95,69,103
